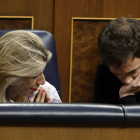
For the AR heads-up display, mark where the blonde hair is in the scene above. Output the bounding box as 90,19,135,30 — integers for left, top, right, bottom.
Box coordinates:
0,30,52,102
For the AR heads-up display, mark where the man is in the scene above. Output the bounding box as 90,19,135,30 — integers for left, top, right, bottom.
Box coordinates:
93,18,140,105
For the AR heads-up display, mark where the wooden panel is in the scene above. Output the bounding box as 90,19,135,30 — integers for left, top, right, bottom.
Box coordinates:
70,18,110,103
54,0,140,103
0,125,140,140
0,0,54,33
0,16,33,29
103,0,140,18
54,0,104,102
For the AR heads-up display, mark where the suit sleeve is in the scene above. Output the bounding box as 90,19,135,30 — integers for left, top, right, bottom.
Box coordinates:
93,64,106,103
119,95,139,105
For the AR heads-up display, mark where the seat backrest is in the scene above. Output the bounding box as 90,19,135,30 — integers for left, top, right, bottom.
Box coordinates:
0,30,61,97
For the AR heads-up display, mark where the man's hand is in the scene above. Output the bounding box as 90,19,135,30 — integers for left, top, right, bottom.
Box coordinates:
29,87,52,103
119,74,140,98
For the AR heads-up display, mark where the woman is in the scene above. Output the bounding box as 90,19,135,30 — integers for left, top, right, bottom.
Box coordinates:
0,30,61,103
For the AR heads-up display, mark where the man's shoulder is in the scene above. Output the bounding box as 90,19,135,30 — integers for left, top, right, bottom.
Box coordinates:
97,63,109,69
96,63,120,82
96,63,111,74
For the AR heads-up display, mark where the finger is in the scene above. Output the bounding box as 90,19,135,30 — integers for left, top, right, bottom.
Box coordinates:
47,97,52,103
45,92,52,103
40,87,52,103
40,92,45,103
29,93,37,103
137,75,140,84
41,87,46,93
35,90,42,103
131,74,140,86
39,87,43,92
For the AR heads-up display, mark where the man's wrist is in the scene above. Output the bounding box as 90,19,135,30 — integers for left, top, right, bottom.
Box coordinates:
119,95,138,105
119,92,135,98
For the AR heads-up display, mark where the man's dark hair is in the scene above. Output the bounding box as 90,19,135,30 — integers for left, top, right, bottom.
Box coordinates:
98,18,140,67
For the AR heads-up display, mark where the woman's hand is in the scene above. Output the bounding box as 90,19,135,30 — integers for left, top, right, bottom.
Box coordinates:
29,87,52,103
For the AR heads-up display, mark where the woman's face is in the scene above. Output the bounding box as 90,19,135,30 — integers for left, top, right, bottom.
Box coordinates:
23,72,46,97
9,64,46,97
